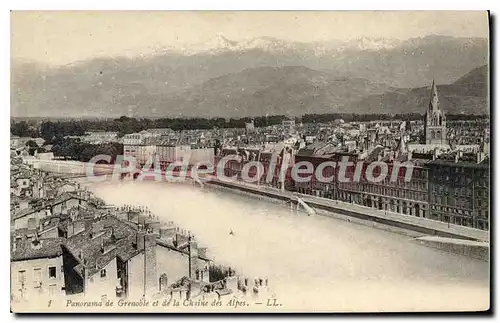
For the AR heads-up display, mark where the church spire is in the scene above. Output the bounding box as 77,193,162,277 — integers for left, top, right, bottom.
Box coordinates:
428,79,439,111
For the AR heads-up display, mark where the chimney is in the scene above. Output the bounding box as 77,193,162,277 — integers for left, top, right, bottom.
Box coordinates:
175,232,188,247
143,232,158,297
67,222,75,237
188,238,198,279
92,222,103,236
160,227,176,245
136,231,145,250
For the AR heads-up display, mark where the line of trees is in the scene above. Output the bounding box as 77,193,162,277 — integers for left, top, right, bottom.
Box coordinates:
50,137,123,163
10,120,40,138
11,113,489,141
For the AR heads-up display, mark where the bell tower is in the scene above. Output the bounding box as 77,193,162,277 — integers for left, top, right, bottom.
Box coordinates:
424,80,447,145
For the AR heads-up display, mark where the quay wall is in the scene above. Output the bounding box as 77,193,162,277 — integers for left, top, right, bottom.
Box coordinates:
205,182,423,238
206,179,489,244
24,159,114,175
413,238,489,262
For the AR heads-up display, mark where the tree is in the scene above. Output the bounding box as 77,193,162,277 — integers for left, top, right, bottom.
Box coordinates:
25,140,39,148
25,140,39,155
11,121,30,137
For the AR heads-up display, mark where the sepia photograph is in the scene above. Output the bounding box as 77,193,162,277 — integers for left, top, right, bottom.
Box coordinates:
9,10,490,313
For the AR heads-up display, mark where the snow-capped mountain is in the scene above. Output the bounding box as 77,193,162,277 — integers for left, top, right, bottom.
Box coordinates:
166,35,325,56
12,35,488,118
335,37,402,52
161,35,403,57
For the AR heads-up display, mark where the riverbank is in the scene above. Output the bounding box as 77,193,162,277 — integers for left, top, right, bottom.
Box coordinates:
206,178,489,261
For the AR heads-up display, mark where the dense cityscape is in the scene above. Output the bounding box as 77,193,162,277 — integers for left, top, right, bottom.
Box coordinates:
10,10,491,313
11,81,490,231
10,155,272,308
10,80,490,310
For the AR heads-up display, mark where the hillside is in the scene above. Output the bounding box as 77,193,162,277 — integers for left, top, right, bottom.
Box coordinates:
348,65,488,115
11,35,488,118
147,66,393,117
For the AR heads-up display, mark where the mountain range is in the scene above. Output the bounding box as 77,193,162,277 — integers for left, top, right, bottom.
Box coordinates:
348,64,488,115
11,35,488,118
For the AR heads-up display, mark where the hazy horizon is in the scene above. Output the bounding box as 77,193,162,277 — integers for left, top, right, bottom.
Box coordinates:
10,11,489,119
11,11,489,66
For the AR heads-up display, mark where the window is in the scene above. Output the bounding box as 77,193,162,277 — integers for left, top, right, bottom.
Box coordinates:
49,266,56,279
48,284,57,296
18,270,26,283
34,268,42,284
100,269,107,278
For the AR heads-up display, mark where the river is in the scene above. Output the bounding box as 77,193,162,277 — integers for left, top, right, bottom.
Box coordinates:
84,180,489,312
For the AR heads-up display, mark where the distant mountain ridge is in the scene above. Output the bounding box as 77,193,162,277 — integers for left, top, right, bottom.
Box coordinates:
146,64,488,117
11,35,488,118
168,35,402,56
349,65,488,115
146,66,395,117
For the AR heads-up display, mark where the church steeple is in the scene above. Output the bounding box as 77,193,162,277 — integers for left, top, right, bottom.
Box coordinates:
424,78,447,145
428,79,440,112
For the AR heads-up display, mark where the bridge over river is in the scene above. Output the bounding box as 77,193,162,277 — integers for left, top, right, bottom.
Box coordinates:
81,179,489,312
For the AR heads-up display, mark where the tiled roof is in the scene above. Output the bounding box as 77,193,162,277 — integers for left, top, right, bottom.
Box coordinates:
11,237,65,261
12,193,99,220
64,217,139,278
39,216,63,232
410,158,433,166
428,158,489,169
156,239,211,262
12,206,43,220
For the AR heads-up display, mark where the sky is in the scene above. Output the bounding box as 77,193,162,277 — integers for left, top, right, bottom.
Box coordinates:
11,11,489,66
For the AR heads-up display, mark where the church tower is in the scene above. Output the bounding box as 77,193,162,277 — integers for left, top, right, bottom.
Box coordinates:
424,80,447,145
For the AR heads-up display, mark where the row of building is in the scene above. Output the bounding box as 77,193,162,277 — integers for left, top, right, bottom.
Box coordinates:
12,81,489,234
112,82,489,231
10,158,270,307
214,81,490,231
